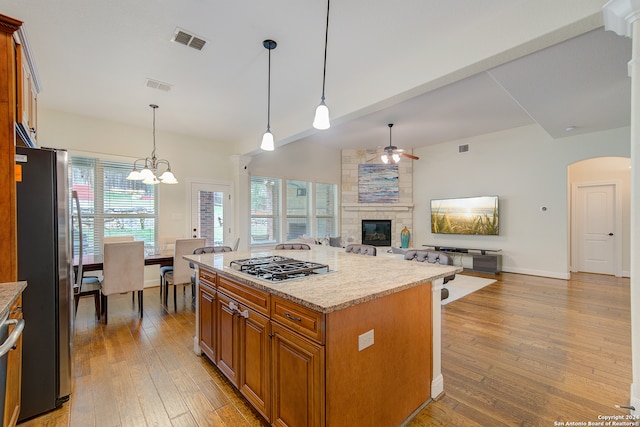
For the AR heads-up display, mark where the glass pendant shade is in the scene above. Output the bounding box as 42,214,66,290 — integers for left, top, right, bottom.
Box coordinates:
260,40,277,151
126,169,142,180
381,154,389,164
313,0,331,130
313,101,330,130
139,167,154,180
260,130,275,151
142,175,160,185
392,153,401,163
159,170,178,184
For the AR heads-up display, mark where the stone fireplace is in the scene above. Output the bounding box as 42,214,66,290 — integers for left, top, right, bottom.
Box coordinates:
340,149,414,247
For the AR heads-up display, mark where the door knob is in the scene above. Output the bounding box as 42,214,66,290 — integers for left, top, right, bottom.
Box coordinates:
609,233,614,236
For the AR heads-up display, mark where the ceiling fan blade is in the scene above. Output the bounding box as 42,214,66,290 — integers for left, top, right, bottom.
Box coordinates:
400,152,419,160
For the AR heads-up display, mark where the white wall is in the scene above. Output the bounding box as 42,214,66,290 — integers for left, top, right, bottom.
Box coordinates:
249,139,341,183
413,124,631,279
569,156,631,275
39,108,237,286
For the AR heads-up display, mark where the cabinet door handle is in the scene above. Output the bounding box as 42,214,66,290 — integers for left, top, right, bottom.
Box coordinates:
228,301,239,312
238,309,249,319
285,312,302,322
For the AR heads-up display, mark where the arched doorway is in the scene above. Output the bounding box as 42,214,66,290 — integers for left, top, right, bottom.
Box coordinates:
569,156,630,277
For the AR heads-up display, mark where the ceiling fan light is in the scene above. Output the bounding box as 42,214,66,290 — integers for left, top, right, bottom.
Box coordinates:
381,154,389,164
261,130,275,151
392,153,401,163
313,101,330,130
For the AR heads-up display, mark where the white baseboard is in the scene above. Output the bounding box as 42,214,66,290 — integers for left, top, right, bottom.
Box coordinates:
501,267,570,280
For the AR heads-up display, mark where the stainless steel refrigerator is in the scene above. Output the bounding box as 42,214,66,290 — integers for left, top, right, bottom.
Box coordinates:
15,146,73,421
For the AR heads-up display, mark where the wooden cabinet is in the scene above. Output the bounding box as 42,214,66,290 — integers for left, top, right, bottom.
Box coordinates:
215,277,271,420
14,33,39,145
198,281,216,361
270,322,324,427
238,305,270,420
4,295,23,427
215,291,240,386
196,266,431,426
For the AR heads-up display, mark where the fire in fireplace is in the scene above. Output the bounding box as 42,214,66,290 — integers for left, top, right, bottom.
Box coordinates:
362,219,392,246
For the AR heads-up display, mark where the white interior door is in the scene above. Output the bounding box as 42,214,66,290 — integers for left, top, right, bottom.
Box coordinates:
190,181,232,247
575,183,617,275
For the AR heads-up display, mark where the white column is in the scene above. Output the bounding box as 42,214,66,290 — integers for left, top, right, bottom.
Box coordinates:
192,263,202,355
431,277,445,398
230,154,253,251
604,0,640,412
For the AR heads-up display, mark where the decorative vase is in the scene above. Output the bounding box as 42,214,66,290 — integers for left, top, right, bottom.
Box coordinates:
400,226,410,248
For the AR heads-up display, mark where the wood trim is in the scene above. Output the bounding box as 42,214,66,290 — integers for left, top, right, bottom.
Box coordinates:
0,14,19,282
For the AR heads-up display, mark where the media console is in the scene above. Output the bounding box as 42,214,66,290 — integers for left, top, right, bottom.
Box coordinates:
422,245,502,274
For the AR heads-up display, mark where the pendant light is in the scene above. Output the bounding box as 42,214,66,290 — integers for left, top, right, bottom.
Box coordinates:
260,39,277,151
127,104,178,184
312,0,331,130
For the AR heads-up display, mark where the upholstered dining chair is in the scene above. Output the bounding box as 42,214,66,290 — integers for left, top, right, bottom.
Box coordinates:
345,244,377,256
275,243,311,250
73,251,101,320
100,240,145,324
164,238,206,311
190,246,233,290
403,249,455,300
157,235,181,301
103,235,134,245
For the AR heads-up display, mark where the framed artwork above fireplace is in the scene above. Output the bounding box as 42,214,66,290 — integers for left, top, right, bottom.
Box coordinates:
358,164,399,203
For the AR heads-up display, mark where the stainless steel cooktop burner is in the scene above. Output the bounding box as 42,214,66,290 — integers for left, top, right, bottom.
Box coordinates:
229,256,331,282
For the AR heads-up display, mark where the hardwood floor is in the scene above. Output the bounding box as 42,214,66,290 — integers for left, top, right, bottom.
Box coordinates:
18,272,631,427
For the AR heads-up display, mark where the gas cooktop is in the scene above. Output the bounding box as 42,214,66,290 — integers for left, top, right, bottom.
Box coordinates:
229,255,331,282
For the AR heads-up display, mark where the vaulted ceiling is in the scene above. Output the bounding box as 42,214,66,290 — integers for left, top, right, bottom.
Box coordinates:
0,1,631,155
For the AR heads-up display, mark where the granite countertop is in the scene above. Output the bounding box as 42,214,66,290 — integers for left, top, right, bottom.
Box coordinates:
0,281,27,319
185,246,461,313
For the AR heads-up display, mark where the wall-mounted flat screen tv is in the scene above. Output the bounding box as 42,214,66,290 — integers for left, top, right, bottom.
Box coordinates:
431,195,499,235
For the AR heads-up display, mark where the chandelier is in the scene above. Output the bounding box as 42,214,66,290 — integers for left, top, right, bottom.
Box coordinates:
126,104,178,184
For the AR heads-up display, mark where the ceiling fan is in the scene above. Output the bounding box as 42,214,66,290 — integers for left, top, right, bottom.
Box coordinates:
370,123,419,163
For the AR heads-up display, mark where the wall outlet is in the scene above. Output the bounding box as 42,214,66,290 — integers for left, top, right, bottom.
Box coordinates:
358,329,374,351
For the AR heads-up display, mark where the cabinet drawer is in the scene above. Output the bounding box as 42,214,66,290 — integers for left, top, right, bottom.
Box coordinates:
199,269,217,288
271,296,324,344
217,275,270,317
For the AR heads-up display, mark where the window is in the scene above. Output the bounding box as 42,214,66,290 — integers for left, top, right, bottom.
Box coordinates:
71,156,159,256
315,182,338,238
286,180,310,240
250,176,281,244
250,175,338,245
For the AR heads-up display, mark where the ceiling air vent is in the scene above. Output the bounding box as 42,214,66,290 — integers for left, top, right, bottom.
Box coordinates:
459,144,469,153
172,28,207,51
145,78,172,92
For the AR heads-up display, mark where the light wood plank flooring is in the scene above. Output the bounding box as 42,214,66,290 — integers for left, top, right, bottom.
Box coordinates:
18,272,631,426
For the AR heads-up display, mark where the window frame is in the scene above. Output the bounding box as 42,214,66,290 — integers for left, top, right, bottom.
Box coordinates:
250,175,338,246
70,154,160,257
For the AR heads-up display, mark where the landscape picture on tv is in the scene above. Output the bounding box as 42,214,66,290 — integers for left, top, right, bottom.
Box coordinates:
431,196,499,235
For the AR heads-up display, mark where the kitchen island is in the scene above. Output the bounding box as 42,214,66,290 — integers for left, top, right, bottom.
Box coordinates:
185,246,460,427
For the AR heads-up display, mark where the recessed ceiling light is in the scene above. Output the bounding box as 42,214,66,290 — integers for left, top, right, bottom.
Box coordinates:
565,126,577,132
